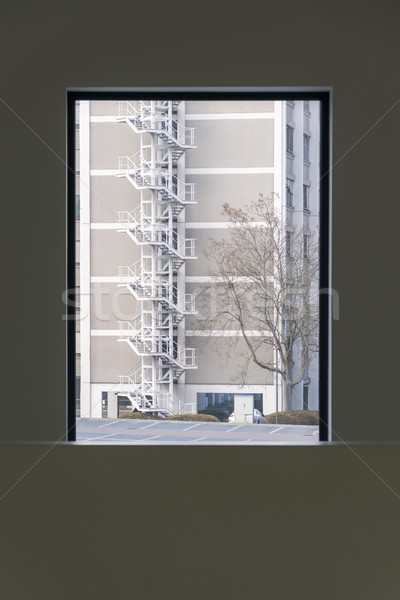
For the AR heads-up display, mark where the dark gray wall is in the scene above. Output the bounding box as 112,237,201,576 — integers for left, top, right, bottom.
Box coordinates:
1,0,400,598
2,1,399,442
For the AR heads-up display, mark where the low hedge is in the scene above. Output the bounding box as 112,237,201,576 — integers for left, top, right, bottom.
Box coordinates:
166,414,219,422
198,407,229,422
120,412,161,420
265,410,319,425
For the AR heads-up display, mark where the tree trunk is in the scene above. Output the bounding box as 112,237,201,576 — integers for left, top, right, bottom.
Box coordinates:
282,382,292,412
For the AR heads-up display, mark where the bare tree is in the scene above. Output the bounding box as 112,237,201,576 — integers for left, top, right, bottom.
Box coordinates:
195,194,319,412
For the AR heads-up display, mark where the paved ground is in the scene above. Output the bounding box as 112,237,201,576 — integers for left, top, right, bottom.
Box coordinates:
76,418,320,445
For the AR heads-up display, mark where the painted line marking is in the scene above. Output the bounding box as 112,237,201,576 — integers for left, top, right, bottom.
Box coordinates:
139,422,159,430
269,427,284,434
226,425,243,432
189,437,206,443
98,420,119,429
137,435,161,442
183,423,202,431
80,433,117,442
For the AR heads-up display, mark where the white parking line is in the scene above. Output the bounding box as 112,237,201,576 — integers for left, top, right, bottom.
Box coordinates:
189,437,206,443
98,420,119,429
226,425,243,433
139,422,159,430
138,435,161,442
269,427,284,434
80,433,117,442
183,423,202,431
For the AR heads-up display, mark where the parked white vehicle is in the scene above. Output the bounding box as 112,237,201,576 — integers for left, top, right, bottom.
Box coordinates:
228,408,267,424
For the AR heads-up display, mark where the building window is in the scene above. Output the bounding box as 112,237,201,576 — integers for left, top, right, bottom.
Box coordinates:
76,194,80,220
304,234,309,259
303,386,309,410
303,185,309,210
286,180,294,207
197,393,263,420
286,125,294,154
304,100,310,112
286,231,293,257
303,134,310,163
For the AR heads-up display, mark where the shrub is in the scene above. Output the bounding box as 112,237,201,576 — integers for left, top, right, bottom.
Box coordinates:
265,410,319,425
198,407,229,422
120,412,161,420
166,413,219,422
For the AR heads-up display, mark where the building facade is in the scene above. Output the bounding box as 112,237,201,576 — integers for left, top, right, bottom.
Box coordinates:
76,98,320,419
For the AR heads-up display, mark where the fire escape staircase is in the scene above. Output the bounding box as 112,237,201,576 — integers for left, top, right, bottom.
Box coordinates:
117,100,196,154
118,368,174,416
118,320,196,381
116,100,197,416
118,260,196,321
117,208,196,270
117,152,196,217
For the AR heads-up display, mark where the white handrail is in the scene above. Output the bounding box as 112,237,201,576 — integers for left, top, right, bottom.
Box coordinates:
118,210,196,259
117,154,196,204
117,101,195,147
119,320,196,368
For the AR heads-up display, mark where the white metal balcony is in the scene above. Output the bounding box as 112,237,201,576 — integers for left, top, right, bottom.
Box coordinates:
117,208,196,263
118,262,196,315
117,153,196,206
117,100,196,148
119,369,174,415
119,370,196,416
118,321,197,371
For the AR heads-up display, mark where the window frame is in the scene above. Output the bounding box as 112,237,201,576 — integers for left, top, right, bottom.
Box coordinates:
66,87,331,442
303,133,311,164
286,124,294,155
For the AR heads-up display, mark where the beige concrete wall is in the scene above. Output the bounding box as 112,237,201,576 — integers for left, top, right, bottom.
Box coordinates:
185,335,274,385
185,173,274,222
90,101,121,116
186,228,228,276
90,336,140,383
186,100,274,113
185,281,274,331
90,282,139,329
91,176,140,222
90,229,140,277
90,123,140,170
186,119,274,168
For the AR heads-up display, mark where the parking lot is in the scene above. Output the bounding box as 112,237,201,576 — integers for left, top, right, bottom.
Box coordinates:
76,418,320,445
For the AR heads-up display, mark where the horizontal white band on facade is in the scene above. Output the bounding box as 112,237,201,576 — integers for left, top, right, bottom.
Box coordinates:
89,114,274,123
89,329,272,338
185,221,268,229
186,167,274,175
91,277,125,283
185,113,274,120
186,330,273,337
90,223,120,229
89,275,275,284
90,168,274,176
90,170,121,176
89,221,269,230
186,276,274,283
91,330,121,336
90,116,120,122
